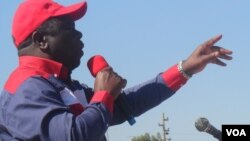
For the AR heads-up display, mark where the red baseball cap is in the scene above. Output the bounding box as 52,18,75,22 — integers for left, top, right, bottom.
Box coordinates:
12,0,87,47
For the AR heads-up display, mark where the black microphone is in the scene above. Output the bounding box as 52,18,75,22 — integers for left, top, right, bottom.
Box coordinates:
195,117,221,141
87,55,136,125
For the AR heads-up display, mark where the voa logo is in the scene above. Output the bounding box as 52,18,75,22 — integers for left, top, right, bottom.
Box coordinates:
226,129,246,136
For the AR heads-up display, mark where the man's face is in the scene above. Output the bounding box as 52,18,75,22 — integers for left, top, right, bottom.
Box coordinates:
46,16,84,71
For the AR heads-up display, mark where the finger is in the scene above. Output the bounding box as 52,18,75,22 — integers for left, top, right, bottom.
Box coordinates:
211,46,233,60
212,58,226,66
112,71,126,88
218,54,233,60
212,46,233,55
115,77,127,92
202,35,222,48
101,66,113,73
112,71,124,81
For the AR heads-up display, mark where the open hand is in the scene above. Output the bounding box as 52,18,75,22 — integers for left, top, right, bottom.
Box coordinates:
182,35,233,76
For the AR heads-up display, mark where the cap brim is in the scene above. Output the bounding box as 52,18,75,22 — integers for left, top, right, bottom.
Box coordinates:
53,1,87,21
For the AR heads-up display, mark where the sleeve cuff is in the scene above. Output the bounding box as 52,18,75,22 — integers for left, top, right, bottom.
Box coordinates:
90,91,114,113
161,64,188,91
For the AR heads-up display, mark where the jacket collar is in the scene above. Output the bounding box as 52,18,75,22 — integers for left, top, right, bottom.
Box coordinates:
19,56,69,80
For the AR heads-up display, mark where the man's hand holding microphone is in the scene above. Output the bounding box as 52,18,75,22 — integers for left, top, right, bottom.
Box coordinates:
88,55,136,125
94,66,127,100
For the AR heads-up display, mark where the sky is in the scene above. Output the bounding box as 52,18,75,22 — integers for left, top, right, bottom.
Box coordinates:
0,0,250,141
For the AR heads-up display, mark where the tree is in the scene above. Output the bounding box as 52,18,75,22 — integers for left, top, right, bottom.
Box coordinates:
131,132,162,141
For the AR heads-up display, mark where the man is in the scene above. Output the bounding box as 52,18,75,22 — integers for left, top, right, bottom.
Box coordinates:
0,0,232,141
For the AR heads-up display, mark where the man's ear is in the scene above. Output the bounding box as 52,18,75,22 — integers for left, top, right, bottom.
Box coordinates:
31,31,48,50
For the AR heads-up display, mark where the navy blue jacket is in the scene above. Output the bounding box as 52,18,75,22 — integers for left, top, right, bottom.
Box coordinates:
0,56,187,141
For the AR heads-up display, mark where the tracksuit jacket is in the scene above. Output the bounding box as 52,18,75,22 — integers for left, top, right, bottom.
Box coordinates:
0,56,188,141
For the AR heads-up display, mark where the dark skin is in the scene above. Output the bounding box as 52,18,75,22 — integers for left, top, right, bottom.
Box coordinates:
18,16,84,70
182,35,233,75
18,16,232,100
18,16,126,99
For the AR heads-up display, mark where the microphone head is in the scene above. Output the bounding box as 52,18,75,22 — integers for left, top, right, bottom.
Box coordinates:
87,55,109,77
195,117,210,132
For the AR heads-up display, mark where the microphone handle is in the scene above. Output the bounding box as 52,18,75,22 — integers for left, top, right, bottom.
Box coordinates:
207,125,221,141
115,94,136,125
